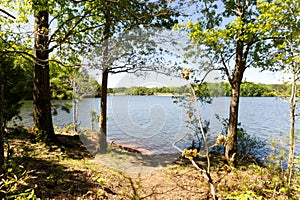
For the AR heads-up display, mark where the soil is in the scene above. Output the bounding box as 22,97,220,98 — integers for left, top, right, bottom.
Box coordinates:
3,130,300,200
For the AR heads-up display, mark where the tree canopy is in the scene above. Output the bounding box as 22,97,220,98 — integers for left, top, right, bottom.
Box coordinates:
174,0,282,165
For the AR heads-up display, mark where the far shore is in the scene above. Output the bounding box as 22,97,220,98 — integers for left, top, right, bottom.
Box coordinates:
108,92,189,96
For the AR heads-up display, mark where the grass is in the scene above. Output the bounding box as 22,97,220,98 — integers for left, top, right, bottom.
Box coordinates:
1,127,300,199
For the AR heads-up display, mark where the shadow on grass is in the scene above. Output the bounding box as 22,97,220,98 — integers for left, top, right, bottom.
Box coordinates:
56,134,94,160
5,132,114,199
6,155,102,199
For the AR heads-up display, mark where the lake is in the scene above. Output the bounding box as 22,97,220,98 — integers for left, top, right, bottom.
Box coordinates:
16,96,299,159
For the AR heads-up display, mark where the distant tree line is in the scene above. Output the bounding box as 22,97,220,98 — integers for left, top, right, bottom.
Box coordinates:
8,72,296,99
108,82,297,97
110,86,189,96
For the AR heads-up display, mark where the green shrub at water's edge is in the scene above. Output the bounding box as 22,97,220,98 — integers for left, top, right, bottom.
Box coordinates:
212,115,266,160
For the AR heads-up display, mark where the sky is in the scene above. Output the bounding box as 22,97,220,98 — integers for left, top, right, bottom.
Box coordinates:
106,68,287,88
107,72,186,88
243,68,287,84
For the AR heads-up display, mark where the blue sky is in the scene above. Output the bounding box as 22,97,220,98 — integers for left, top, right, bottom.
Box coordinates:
243,68,285,84
107,68,286,88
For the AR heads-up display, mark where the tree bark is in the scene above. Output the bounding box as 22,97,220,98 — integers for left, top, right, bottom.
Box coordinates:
225,37,246,165
73,80,78,132
73,98,78,132
0,81,4,176
288,72,296,185
33,10,56,144
97,0,111,153
225,81,241,165
98,69,108,153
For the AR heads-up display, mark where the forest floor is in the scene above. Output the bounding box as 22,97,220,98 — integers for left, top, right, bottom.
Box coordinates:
2,128,300,200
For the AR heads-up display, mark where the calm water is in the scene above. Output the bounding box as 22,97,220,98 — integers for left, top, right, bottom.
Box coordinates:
16,96,299,158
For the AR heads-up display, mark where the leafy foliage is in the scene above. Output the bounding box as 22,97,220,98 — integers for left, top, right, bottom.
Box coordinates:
0,160,38,199
176,0,278,71
0,52,33,125
257,0,300,185
257,0,300,71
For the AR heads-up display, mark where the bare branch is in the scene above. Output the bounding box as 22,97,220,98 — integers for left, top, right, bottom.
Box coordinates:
231,9,242,16
48,14,88,53
172,120,192,152
222,65,232,85
2,50,35,60
48,59,81,68
0,8,16,19
220,52,232,84
172,74,219,199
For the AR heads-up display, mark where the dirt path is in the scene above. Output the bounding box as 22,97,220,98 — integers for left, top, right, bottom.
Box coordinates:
90,150,180,175
90,150,210,200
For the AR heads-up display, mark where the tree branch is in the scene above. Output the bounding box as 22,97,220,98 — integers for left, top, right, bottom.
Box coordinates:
48,14,88,53
220,52,232,84
0,8,16,19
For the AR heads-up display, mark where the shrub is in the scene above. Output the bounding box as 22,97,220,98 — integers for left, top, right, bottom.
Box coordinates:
212,116,266,160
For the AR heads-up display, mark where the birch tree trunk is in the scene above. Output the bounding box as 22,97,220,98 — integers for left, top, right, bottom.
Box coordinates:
288,71,296,185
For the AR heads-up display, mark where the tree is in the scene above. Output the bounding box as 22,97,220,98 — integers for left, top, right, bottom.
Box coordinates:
2,0,177,147
2,0,177,149
97,0,111,153
0,8,16,180
33,6,57,143
0,55,4,177
0,29,32,179
33,0,96,142
1,54,33,124
257,0,300,184
0,48,33,181
72,70,99,132
178,0,276,165
1,0,103,143
1,1,57,143
81,0,178,153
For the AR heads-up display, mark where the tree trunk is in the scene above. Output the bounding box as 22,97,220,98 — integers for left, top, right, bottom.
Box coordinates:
225,37,246,165
73,80,78,132
97,0,111,153
0,81,4,176
73,98,78,132
98,69,108,153
33,10,56,144
288,72,296,185
225,82,240,165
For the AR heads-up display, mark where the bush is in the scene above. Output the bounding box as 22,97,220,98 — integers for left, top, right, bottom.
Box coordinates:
236,126,266,159
212,116,266,160
1,53,33,126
